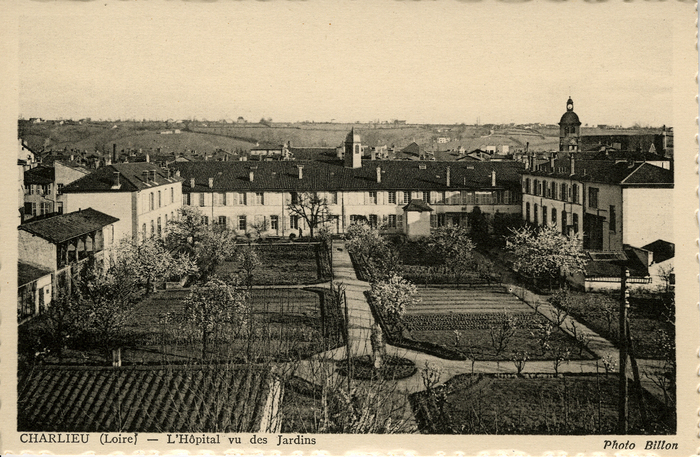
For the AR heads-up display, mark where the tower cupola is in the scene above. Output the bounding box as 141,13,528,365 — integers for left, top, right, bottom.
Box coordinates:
559,96,581,153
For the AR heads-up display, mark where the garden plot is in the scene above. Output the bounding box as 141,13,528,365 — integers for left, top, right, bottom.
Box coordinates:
409,286,531,315
410,373,674,435
403,286,594,361
214,243,331,285
54,288,344,365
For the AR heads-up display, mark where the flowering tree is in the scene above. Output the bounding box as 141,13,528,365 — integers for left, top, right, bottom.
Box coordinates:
345,221,400,281
428,225,475,278
195,228,239,280
165,206,208,249
237,246,262,290
182,277,249,360
75,263,141,358
344,221,386,259
370,274,420,322
506,225,586,287
114,237,198,293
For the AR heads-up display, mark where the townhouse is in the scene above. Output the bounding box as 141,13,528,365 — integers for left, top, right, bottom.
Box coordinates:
61,162,183,243
521,155,673,252
18,208,119,322
22,162,90,222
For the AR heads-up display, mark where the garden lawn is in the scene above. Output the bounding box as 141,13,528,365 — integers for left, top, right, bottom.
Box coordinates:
410,373,675,435
550,291,675,359
214,243,331,285
403,286,594,361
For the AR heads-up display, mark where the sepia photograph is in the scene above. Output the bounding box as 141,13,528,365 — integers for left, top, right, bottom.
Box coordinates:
2,1,697,455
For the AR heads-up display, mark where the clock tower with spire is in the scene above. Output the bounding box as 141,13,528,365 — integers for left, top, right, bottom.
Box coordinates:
559,97,581,152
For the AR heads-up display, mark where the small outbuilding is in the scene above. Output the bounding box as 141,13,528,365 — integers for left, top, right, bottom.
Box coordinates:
403,199,433,239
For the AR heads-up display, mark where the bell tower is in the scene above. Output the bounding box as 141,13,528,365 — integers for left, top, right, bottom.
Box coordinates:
344,128,362,168
559,97,581,152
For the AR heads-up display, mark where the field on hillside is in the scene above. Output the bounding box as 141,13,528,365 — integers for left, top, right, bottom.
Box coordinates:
20,122,256,154
20,120,595,156
74,131,256,154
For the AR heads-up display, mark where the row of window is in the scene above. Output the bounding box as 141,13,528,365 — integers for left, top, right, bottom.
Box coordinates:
24,201,63,218
349,214,404,230
369,190,514,206
182,190,516,207
525,202,580,235
184,191,268,207
144,187,176,213
141,211,176,240
26,184,54,196
523,178,580,204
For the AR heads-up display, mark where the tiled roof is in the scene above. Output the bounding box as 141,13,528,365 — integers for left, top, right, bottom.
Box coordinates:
524,158,673,186
18,261,52,286
401,142,420,155
585,248,649,278
19,208,119,244
642,239,674,264
172,160,523,193
18,365,274,432
61,163,182,193
403,199,433,212
621,163,673,186
24,166,54,185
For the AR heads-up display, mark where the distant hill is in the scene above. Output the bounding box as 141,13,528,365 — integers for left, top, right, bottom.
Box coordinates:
18,121,256,155
20,120,583,157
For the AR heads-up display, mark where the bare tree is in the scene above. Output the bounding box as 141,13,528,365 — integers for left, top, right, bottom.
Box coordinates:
287,192,334,239
250,218,270,240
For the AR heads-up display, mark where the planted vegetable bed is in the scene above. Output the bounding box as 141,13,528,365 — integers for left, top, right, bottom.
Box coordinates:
548,291,675,359
404,288,594,361
22,287,344,366
366,285,594,361
410,373,675,434
215,242,331,285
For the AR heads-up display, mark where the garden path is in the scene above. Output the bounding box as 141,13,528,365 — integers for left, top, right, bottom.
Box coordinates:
293,241,668,403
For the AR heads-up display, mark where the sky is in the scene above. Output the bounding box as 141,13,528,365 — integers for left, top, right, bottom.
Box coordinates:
14,1,687,126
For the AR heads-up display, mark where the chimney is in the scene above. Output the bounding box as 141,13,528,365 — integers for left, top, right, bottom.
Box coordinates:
208,177,214,188
249,169,255,182
371,149,376,161
297,165,304,180
550,153,555,170
112,144,117,163
190,178,195,188
150,170,157,182
146,153,150,163
491,170,496,187
376,166,381,183
112,171,121,189
70,154,74,161
142,170,149,182
175,170,181,178
569,154,575,175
